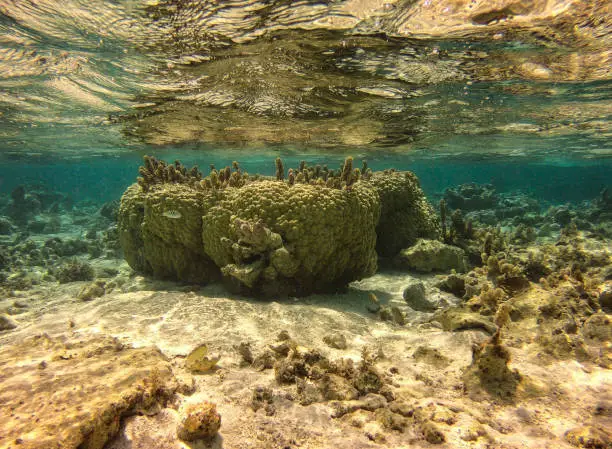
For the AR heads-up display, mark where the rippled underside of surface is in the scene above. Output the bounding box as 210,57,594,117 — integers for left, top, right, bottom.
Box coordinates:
0,0,611,159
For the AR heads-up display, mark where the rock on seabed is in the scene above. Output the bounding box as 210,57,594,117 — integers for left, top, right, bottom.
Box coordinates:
0,334,176,449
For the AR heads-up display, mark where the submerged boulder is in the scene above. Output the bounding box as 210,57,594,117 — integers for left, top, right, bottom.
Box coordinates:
395,239,467,273
0,334,176,449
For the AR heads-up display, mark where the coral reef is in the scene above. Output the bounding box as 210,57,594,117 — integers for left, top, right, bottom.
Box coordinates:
118,183,220,284
444,183,498,211
201,179,379,296
137,156,203,192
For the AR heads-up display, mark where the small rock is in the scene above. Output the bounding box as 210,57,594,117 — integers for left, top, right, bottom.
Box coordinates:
515,407,535,423
0,217,13,235
389,401,414,417
460,423,487,441
296,378,323,405
599,285,612,312
251,385,274,411
363,421,387,443
252,349,276,371
379,306,394,322
413,346,450,368
421,420,445,444
330,393,387,418
366,293,381,313
319,374,358,401
176,374,196,395
434,307,497,334
277,330,291,341
403,281,436,312
593,401,611,416
177,401,221,442
185,344,220,373
564,425,610,449
0,314,18,331
553,207,573,226
391,306,406,325
76,281,105,301
323,333,347,350
582,313,611,342
436,273,466,298
235,342,254,364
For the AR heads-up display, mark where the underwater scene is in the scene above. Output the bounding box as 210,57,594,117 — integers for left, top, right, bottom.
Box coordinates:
0,1,611,448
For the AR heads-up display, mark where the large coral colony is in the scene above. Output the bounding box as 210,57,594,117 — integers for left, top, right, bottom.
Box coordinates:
119,155,439,296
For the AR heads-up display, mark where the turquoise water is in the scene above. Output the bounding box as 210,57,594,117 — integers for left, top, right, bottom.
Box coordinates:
0,151,611,204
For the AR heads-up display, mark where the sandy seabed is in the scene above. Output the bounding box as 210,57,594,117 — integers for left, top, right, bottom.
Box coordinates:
1,262,610,449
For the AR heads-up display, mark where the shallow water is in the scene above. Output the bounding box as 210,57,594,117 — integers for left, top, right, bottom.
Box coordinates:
0,1,611,449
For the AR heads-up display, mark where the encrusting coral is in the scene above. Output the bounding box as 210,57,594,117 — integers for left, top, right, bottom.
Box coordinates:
119,156,438,296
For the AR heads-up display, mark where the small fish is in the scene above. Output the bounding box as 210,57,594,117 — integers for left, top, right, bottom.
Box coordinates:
162,209,182,219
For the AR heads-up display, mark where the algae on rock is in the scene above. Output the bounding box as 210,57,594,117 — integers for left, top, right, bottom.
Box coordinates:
0,334,176,449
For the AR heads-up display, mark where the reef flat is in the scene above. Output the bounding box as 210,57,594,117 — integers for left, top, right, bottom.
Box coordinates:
0,164,611,449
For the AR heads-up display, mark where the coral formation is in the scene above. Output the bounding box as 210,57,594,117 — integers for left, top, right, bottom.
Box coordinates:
137,156,203,192
119,156,438,296
54,259,95,283
463,330,522,399
369,170,440,257
177,401,221,442
444,182,498,211
201,179,379,296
